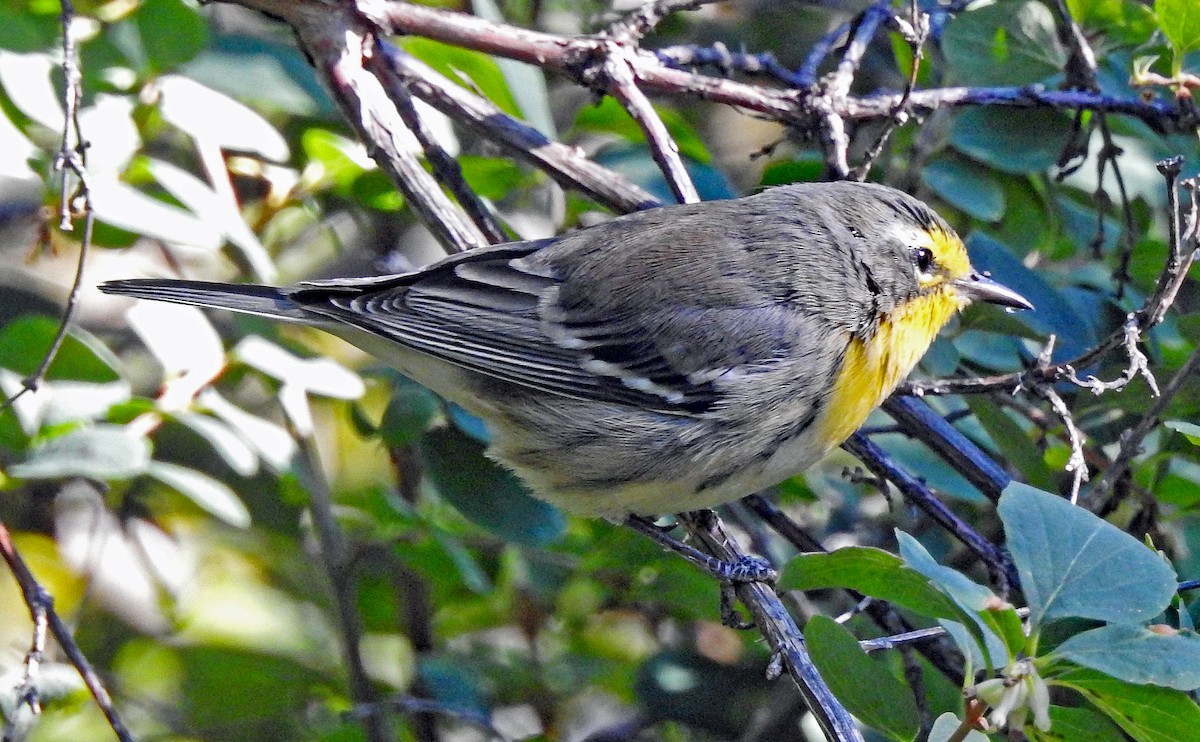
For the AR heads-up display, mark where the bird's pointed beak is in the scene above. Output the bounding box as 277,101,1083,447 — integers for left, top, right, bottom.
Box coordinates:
954,271,1033,310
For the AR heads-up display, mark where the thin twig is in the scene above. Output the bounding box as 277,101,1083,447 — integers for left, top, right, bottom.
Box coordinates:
743,494,967,684
2,1,94,415
283,406,391,742
299,5,486,252
676,511,865,742
904,159,1198,398
883,397,1011,501
850,1,928,180
598,41,699,204
374,41,660,213
843,434,1016,591
1090,344,1200,504
0,520,133,742
368,40,508,244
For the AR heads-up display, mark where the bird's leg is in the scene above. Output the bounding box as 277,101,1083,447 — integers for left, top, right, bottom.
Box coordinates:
623,515,777,584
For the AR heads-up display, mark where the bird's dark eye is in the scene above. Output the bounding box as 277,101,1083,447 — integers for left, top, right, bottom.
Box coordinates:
912,247,934,273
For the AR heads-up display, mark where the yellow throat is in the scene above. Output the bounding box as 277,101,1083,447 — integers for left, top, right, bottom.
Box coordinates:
816,288,963,450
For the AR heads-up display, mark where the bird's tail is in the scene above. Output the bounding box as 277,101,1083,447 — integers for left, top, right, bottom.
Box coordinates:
99,279,312,322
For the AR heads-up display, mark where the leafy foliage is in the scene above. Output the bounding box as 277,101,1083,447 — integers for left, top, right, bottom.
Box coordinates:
0,0,1198,740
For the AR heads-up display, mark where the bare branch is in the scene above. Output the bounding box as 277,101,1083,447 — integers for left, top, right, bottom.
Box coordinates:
676,511,865,742
0,520,133,742
598,41,700,203
374,42,660,214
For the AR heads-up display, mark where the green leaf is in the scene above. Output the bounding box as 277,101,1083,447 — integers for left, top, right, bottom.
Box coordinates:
998,483,1177,627
951,107,1075,175
966,233,1096,361
574,96,712,164
0,315,120,383
966,396,1058,491
378,381,439,447
898,532,1006,667
458,155,534,200
1067,0,1158,46
469,0,555,137
302,128,368,191
419,425,566,547
137,0,208,73
1055,625,1200,690
146,461,252,528
942,0,1068,85
10,424,150,480
1027,701,1128,739
922,155,1006,222
896,532,996,611
1157,0,1200,59
779,547,962,620
400,37,522,119
1028,704,1126,742
1166,420,1200,445
1054,666,1200,742
805,616,920,741
0,8,59,53
171,412,259,478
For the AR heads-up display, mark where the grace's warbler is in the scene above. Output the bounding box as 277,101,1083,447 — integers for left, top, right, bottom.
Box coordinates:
101,181,1030,518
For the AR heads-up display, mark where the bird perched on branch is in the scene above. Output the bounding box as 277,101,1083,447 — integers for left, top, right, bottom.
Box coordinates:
102,181,1029,524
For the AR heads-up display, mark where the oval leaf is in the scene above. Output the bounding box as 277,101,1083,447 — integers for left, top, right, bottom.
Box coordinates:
1055,624,1200,690
146,462,251,528
419,425,565,546
779,547,961,620
942,0,1067,85
1054,666,1200,742
998,483,1177,627
806,615,920,741
951,108,1074,175
11,425,150,480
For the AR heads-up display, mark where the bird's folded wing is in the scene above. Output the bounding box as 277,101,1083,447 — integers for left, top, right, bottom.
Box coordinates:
288,236,811,417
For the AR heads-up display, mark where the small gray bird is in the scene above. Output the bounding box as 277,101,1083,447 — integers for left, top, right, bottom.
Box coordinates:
101,181,1029,518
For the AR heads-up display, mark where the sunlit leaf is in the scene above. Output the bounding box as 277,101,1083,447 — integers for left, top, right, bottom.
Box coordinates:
11,424,150,480
1157,0,1200,59
146,461,251,528
0,315,121,383
1166,420,1200,445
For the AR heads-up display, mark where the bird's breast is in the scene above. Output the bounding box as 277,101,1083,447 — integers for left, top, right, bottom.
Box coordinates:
815,292,958,447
